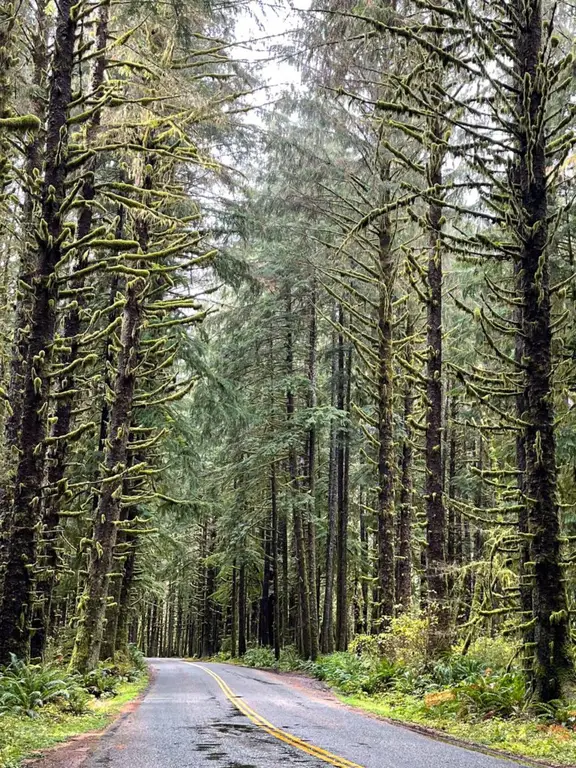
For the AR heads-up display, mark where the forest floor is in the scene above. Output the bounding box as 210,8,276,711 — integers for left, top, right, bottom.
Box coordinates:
0,674,149,768
218,658,576,767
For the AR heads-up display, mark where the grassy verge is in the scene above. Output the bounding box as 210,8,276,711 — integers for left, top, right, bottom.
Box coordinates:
340,692,576,767
207,643,576,768
0,672,149,768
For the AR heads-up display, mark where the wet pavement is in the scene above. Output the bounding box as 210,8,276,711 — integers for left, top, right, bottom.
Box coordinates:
85,658,532,768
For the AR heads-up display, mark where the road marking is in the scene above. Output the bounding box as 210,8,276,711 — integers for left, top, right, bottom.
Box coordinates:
196,664,366,768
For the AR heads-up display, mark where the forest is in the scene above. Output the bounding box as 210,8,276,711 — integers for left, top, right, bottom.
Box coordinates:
2,0,576,765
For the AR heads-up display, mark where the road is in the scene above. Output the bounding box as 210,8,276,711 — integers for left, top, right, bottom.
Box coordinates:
86,658,531,768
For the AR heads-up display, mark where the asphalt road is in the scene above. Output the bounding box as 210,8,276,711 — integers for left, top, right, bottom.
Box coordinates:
86,658,531,768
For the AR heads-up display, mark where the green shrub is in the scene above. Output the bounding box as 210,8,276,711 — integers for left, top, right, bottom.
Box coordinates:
393,663,433,695
0,655,83,717
430,655,487,689
64,686,91,714
350,615,429,666
242,647,277,668
312,652,373,694
309,650,405,695
278,645,305,672
534,698,576,727
457,671,527,720
460,636,518,671
126,644,147,672
363,658,402,694
82,666,118,698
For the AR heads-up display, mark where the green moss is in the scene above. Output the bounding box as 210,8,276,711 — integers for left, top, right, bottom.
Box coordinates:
341,692,576,766
0,674,148,768
0,115,41,131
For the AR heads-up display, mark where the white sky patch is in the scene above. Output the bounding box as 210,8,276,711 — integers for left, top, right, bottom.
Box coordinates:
231,0,310,108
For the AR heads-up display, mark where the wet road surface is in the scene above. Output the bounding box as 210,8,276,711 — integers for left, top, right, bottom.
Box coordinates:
86,658,531,768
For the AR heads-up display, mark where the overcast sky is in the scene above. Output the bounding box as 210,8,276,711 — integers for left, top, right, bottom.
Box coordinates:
231,1,309,102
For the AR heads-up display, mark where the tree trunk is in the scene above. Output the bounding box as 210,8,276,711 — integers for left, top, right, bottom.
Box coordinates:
376,177,396,624
0,0,77,663
34,2,112,658
230,559,237,657
335,312,351,650
0,0,47,603
285,288,312,658
446,396,458,598
512,0,572,701
320,307,339,653
259,526,271,647
238,562,247,657
425,112,449,655
70,269,146,671
115,544,137,655
396,316,414,611
271,464,281,660
360,499,369,632
305,283,319,660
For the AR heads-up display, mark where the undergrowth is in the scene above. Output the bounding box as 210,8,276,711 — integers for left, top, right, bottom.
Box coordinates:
0,646,148,768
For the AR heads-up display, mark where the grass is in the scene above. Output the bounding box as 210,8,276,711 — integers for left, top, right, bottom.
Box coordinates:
0,673,149,768
341,692,576,767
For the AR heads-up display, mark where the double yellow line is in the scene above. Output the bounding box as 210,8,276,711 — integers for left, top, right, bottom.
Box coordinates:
196,664,365,768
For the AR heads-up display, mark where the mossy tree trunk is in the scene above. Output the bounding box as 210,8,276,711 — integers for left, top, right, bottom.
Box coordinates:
0,0,47,604
425,110,450,655
335,307,351,651
305,282,319,660
35,1,111,656
512,0,572,702
0,0,76,663
396,314,414,611
320,308,339,653
377,175,396,625
70,267,145,670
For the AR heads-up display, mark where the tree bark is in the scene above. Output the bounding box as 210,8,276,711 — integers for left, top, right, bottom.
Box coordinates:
335,311,351,650
425,111,449,655
238,562,247,657
0,0,76,663
320,307,339,653
305,283,319,660
376,176,396,624
396,316,414,611
512,0,572,701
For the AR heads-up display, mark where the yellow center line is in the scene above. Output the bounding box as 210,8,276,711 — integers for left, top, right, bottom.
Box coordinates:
194,663,366,768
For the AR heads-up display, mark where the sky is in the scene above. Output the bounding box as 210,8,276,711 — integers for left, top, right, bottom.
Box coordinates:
231,0,308,104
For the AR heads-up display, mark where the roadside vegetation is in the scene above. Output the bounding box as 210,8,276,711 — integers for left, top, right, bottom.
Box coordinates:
0,647,147,768
206,618,576,766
